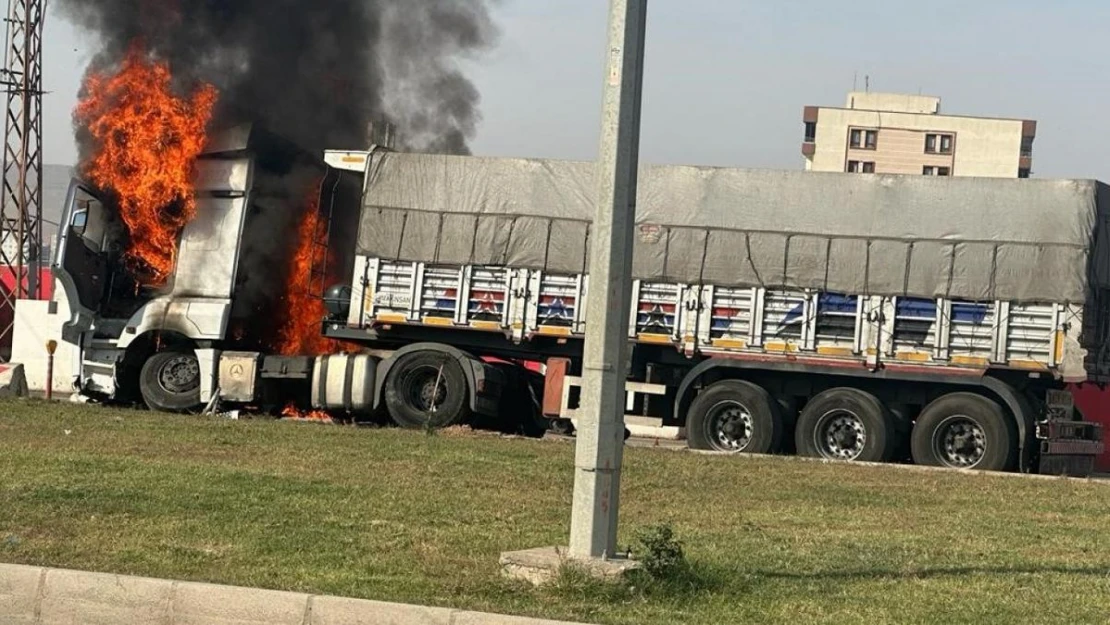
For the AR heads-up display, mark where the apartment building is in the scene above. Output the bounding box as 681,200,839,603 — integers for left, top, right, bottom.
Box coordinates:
801,92,1036,178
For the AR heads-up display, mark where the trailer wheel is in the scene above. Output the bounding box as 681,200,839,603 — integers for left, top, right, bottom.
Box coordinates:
796,388,896,463
139,350,202,413
686,380,784,454
911,393,1017,472
384,351,471,429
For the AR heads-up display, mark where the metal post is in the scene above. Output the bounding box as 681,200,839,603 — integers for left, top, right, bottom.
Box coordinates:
569,0,648,560
44,338,55,400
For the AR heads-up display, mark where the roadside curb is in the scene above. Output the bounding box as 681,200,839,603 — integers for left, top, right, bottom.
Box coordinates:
0,563,594,625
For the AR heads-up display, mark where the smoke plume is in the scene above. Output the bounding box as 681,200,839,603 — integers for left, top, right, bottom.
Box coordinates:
56,0,499,155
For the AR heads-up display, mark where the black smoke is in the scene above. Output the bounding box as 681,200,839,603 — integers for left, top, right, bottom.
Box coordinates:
56,0,499,155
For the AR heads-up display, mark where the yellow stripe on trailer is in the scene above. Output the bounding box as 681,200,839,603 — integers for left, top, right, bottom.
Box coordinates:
817,346,855,357
712,338,748,349
764,341,799,354
1008,359,1049,371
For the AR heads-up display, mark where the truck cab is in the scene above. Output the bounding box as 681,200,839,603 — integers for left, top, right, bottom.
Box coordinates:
51,125,325,410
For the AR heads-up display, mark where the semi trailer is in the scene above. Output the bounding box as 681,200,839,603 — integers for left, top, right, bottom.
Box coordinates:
53,125,1107,475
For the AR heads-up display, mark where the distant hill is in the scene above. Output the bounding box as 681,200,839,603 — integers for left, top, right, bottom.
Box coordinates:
0,164,74,263
40,164,75,255
43,164,74,237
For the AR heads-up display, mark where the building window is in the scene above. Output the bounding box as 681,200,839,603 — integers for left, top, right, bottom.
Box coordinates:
804,122,817,143
850,129,878,150
848,161,875,174
1018,168,1031,179
1021,136,1035,158
925,133,954,154
923,166,951,177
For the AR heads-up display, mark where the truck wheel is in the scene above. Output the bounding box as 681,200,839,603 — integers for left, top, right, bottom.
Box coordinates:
384,351,471,429
139,350,202,413
686,380,784,454
911,393,1017,472
796,388,896,463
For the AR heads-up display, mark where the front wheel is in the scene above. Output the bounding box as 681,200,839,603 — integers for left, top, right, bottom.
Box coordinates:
140,350,202,413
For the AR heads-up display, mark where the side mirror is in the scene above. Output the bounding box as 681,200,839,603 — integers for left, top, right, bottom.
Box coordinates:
71,209,88,235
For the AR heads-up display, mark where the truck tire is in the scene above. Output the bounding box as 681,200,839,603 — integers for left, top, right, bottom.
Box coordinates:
686,380,784,454
795,388,896,463
139,350,202,413
384,351,471,429
911,393,1017,472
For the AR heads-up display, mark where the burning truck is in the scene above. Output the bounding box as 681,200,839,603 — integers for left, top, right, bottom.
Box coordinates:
48,17,1106,475
53,116,1110,475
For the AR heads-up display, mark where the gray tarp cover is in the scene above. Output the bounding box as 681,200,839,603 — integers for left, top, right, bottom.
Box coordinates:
357,152,1110,303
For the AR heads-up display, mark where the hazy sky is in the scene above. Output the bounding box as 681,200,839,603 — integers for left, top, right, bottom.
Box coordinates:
42,1,1110,179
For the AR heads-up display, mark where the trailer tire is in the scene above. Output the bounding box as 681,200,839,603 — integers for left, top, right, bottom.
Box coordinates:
686,380,784,454
911,393,1017,472
139,350,202,414
796,388,897,463
384,351,471,429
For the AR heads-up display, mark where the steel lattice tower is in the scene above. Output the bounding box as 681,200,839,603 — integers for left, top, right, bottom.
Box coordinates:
0,0,45,358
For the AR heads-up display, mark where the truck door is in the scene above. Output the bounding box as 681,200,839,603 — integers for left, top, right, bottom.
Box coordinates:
53,182,110,340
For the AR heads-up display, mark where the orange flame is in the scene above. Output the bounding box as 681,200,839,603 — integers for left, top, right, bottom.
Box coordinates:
273,187,345,356
74,45,218,287
281,402,334,423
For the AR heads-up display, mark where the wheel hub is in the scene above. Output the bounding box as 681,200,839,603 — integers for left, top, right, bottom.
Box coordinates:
406,366,448,413
158,355,200,395
707,401,754,452
936,417,986,468
818,411,866,460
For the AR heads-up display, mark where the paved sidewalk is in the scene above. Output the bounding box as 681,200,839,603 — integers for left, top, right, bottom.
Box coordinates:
0,562,594,625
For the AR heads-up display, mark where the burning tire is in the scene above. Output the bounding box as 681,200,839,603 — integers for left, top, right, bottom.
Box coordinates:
383,351,471,429
139,350,202,413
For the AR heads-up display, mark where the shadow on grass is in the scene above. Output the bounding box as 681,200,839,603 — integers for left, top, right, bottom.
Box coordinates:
545,560,736,604
537,561,1110,606
755,564,1110,583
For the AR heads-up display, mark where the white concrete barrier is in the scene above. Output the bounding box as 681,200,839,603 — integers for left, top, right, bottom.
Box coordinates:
11,286,78,397
0,563,594,625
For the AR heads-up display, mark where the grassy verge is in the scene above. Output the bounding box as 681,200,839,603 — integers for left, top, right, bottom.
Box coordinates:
1,399,1108,624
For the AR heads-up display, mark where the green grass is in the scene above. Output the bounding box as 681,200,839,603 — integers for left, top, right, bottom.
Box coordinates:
2,398,1109,624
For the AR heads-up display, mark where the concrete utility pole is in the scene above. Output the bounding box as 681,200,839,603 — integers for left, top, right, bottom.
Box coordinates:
569,0,648,560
